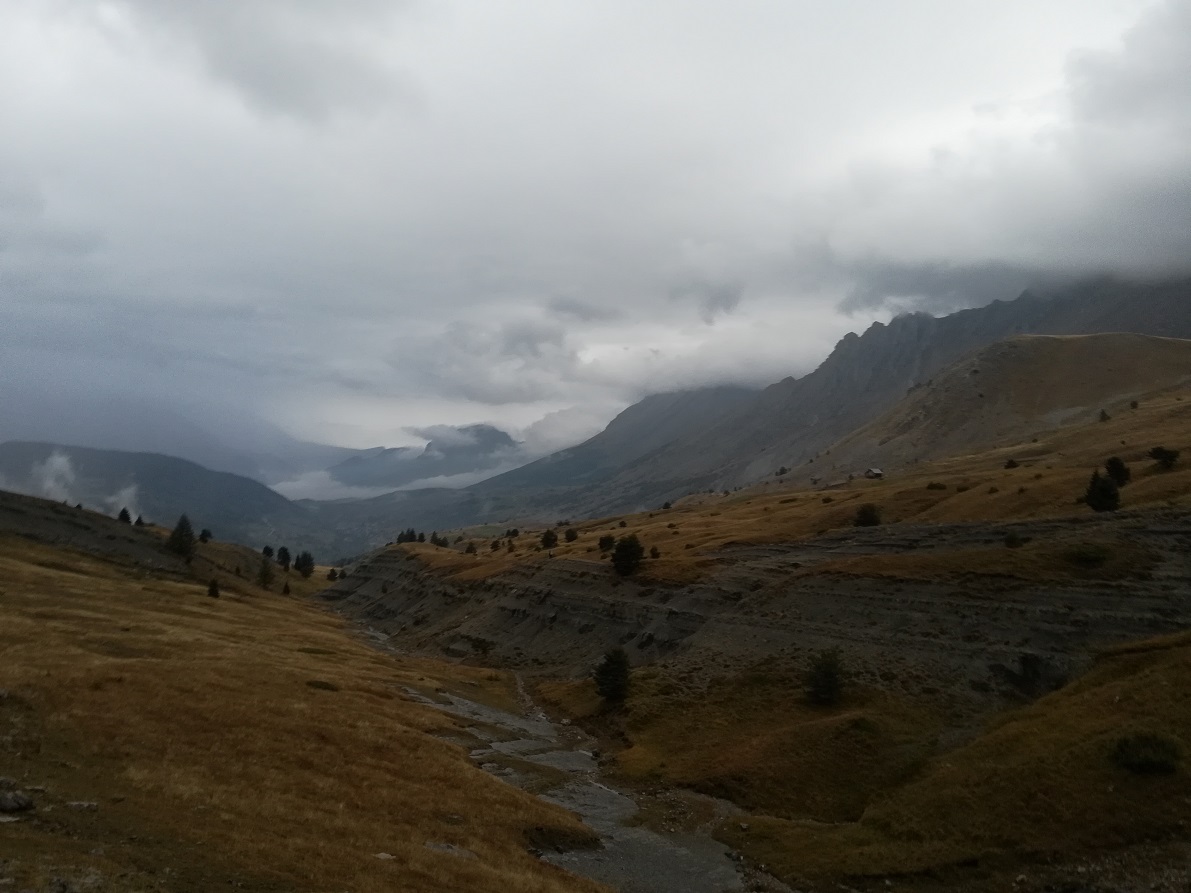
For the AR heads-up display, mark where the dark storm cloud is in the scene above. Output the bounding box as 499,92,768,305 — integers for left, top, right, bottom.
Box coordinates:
2,0,1187,454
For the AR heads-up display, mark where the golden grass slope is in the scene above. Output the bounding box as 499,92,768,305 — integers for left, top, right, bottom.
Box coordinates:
716,630,1191,886
395,378,1191,587
0,535,602,893
819,333,1191,477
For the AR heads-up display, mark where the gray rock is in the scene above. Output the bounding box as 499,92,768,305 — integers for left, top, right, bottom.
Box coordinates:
0,792,33,813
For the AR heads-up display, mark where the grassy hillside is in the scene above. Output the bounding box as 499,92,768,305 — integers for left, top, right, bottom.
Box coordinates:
395,377,1191,587
0,534,602,893
716,630,1191,887
820,333,1191,475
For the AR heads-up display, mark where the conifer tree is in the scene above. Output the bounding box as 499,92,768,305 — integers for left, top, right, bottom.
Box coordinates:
166,514,196,559
593,647,630,702
1085,470,1120,512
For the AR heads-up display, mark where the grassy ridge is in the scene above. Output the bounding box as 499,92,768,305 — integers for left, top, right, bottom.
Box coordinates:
0,535,602,893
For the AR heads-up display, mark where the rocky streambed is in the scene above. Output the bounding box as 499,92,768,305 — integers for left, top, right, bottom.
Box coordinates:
403,678,789,893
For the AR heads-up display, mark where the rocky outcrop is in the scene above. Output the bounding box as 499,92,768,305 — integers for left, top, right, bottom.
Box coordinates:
325,509,1191,714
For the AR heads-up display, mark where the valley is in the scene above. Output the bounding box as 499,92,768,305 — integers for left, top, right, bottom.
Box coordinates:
4,320,1191,892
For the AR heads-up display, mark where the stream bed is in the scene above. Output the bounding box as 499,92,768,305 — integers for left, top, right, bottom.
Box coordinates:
404,681,787,893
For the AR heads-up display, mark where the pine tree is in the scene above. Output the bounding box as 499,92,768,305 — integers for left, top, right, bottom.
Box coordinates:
564,528,578,543
134,515,145,527
1105,457,1131,487
198,528,212,544
262,545,274,559
611,534,645,576
1085,470,1120,512
117,507,131,524
276,546,291,572
593,647,630,702
294,551,315,579
541,529,559,549
166,514,196,559
256,557,274,589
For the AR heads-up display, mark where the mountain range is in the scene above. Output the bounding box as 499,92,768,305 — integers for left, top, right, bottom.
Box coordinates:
3,277,1189,559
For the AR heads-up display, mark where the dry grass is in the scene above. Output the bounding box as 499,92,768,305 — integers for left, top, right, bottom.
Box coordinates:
402,384,1191,587
715,631,1191,886
0,535,603,893
538,666,939,825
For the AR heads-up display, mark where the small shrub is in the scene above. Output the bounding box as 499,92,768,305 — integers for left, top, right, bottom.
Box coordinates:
1004,459,1020,469
955,484,971,493
598,534,616,552
198,528,212,543
662,501,672,510
649,546,660,559
541,529,559,549
821,496,833,504
564,528,578,543
327,568,338,581
988,486,999,494
207,579,220,598
618,520,627,528
1111,733,1181,775
1004,531,1031,549
282,581,291,595
806,649,844,706
1099,409,1111,422
926,482,947,491
465,542,477,554
854,503,881,527
1149,447,1180,470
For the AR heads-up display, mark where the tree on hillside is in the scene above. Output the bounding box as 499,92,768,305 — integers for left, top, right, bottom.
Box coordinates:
327,567,338,581
593,647,630,702
166,514,196,559
806,649,844,706
294,551,315,579
1149,447,1180,470
276,546,291,572
611,534,645,576
1105,457,1131,487
207,579,220,599
465,542,477,555
262,545,275,559
256,557,274,589
1085,470,1120,512
134,515,145,527
564,528,578,543
541,529,559,549
597,534,616,553
199,528,212,544
117,507,131,524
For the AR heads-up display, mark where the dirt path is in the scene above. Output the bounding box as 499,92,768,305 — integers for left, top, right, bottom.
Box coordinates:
403,679,789,893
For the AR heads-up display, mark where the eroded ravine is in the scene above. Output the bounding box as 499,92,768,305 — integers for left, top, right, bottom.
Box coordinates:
401,674,785,893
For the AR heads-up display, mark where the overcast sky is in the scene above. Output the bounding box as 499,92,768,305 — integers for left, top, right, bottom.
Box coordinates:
2,0,1188,454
